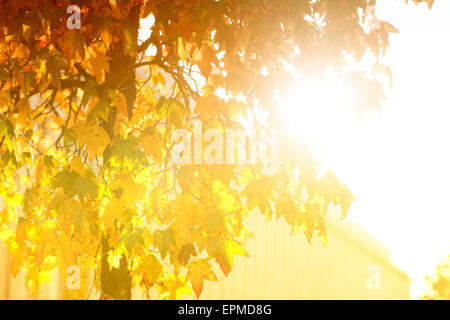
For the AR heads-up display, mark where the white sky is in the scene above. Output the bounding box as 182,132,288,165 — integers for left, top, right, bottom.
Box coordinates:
319,0,450,298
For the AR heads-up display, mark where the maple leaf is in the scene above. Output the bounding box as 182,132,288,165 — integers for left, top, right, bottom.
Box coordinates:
60,30,85,61
153,228,176,259
119,228,145,252
139,131,163,162
212,238,249,276
243,177,275,218
87,98,109,122
178,243,197,266
167,99,189,128
11,43,29,60
156,274,192,300
0,119,15,152
69,156,86,178
194,94,225,122
15,217,31,247
133,253,164,285
71,123,111,160
192,44,218,77
86,47,111,83
187,258,218,298
110,171,146,204
53,170,97,201
111,92,128,119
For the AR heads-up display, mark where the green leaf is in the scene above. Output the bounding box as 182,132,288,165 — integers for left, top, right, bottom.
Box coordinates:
178,243,197,265
0,119,15,152
120,228,145,252
81,79,98,106
168,99,188,128
153,228,176,259
54,170,97,201
87,98,109,122
46,55,64,89
134,253,163,285
72,175,98,201
105,137,146,169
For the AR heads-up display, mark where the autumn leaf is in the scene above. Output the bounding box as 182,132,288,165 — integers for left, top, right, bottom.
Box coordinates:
139,131,163,162
111,92,128,119
194,94,225,122
60,30,85,61
153,228,176,259
86,47,111,83
156,274,192,300
15,217,31,247
212,238,249,276
70,156,86,178
167,99,188,128
187,259,217,298
11,43,29,60
0,119,15,152
192,44,218,77
81,80,98,106
133,253,164,285
71,123,111,160
178,243,197,266
110,171,146,203
54,170,97,201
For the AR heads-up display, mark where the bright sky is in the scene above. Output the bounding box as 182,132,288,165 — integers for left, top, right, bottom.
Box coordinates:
316,0,450,298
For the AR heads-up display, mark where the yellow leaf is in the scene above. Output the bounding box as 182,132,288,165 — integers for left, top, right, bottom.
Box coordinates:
110,172,146,203
133,253,163,285
11,43,29,59
72,123,111,160
157,274,192,300
70,156,86,178
140,133,163,162
177,37,186,60
15,217,30,247
86,47,111,83
102,196,124,231
187,259,217,298
194,95,224,122
14,97,32,128
213,238,248,276
0,91,11,109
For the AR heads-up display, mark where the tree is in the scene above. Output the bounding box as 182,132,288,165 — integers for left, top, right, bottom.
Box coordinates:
0,0,432,299
422,255,450,300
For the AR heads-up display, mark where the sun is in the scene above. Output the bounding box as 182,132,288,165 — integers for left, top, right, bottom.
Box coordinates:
278,77,353,147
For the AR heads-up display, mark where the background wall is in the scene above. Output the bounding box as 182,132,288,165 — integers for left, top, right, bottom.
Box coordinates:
200,208,410,299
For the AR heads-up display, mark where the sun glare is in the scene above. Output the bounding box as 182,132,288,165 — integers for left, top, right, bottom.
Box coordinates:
279,78,352,146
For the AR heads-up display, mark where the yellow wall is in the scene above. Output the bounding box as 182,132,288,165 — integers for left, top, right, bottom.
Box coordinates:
199,208,409,299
